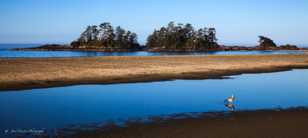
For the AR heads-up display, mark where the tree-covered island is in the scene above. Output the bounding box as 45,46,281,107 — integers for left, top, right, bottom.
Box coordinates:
146,22,219,52
70,22,140,51
17,21,303,52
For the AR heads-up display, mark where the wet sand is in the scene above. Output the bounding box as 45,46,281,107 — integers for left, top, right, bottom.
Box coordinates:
72,108,308,138
1,54,308,91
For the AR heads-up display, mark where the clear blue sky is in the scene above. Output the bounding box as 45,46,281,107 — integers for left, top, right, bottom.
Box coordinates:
0,0,307,46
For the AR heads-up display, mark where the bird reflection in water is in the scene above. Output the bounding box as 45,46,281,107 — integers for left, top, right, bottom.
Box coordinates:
224,94,236,111
225,102,235,111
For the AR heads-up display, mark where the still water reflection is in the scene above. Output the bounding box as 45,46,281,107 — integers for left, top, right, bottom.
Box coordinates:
0,69,308,134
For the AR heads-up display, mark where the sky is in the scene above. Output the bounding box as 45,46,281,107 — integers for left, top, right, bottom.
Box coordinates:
0,0,307,46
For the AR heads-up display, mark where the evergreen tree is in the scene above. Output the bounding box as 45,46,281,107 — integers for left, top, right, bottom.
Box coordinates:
71,22,140,50
258,36,277,49
146,22,219,51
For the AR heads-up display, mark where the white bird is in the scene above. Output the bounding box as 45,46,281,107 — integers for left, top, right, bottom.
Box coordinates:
225,94,235,103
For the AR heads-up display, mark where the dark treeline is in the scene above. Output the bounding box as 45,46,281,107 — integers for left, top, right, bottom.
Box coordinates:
59,21,300,52
71,22,140,50
146,22,219,51
257,36,298,50
258,36,277,48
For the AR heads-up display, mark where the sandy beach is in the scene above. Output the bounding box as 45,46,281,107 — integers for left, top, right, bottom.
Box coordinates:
1,54,308,91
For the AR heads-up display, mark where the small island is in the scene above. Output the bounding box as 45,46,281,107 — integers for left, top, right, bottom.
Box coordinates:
16,22,141,52
15,22,306,52
146,22,219,52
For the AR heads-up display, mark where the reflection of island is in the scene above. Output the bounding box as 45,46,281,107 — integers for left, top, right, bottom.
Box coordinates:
15,22,307,52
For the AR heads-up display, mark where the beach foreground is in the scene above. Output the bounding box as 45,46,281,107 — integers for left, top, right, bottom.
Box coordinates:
1,54,308,91
72,108,308,138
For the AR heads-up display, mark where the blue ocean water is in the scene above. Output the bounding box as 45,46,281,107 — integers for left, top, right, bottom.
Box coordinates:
0,44,305,58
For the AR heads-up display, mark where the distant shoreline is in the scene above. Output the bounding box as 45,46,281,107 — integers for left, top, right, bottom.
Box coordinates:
1,54,308,91
13,43,308,52
13,44,143,52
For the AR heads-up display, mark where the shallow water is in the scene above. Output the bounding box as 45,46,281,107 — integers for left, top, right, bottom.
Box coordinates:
0,44,305,58
0,69,308,135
